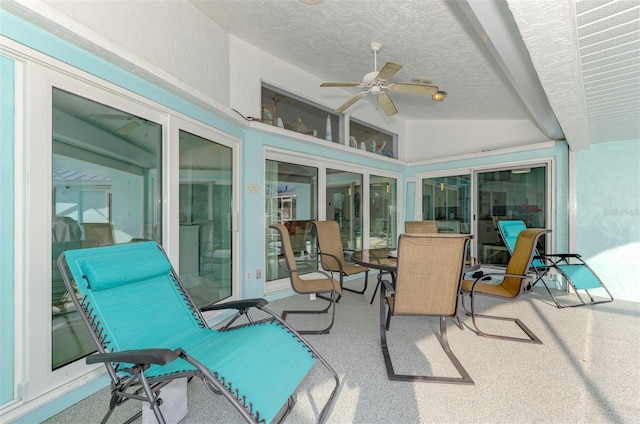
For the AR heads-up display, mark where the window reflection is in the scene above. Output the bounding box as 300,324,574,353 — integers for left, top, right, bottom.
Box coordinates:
370,175,397,248
265,160,318,281
326,169,363,250
179,130,233,307
51,88,161,369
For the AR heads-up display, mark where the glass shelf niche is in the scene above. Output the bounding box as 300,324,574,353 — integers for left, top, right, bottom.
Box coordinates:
261,84,342,144
349,119,397,159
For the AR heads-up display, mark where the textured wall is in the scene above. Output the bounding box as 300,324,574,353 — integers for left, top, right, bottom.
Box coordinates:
576,139,640,301
44,0,231,106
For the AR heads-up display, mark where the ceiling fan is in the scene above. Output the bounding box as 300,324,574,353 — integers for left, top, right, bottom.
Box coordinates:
88,114,143,135
320,42,440,116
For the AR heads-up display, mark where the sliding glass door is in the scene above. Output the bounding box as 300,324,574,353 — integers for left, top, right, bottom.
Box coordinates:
52,88,162,370
418,164,548,264
179,130,233,307
421,174,471,234
476,166,547,264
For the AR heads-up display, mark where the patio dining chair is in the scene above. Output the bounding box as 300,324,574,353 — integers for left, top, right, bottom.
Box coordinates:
404,220,438,234
271,223,342,334
380,233,474,384
58,240,339,424
461,228,550,343
312,220,369,296
498,220,613,308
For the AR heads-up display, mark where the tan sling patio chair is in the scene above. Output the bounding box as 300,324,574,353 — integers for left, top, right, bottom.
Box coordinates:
270,223,342,334
404,220,438,234
312,220,369,296
461,228,551,343
380,233,474,384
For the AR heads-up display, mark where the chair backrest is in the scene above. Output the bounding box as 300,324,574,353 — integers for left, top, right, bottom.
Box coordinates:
59,241,207,355
502,228,551,294
83,222,115,246
393,233,472,316
270,223,307,292
312,220,347,272
404,220,438,234
498,220,546,268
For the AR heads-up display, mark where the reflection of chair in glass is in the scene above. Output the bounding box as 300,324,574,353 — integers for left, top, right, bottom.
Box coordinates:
404,220,438,233
271,223,342,334
461,228,550,343
380,233,474,384
83,222,115,246
498,220,613,308
58,241,340,424
312,220,369,295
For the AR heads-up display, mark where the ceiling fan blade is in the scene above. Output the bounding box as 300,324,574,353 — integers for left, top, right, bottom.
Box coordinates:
376,62,403,82
388,83,439,95
334,92,368,114
377,92,398,116
321,82,364,88
116,121,140,135
89,114,135,120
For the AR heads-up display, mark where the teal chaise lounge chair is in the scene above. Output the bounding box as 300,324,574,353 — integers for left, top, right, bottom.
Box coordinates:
497,220,613,308
58,241,339,424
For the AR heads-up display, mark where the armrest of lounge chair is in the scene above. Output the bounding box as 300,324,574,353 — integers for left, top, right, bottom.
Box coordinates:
200,298,268,312
86,348,180,366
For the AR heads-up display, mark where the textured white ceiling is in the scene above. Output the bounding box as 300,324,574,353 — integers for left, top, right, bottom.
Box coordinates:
193,0,640,146
191,0,531,121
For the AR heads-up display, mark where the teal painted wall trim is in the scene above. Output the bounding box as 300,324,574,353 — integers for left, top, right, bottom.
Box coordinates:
0,54,16,406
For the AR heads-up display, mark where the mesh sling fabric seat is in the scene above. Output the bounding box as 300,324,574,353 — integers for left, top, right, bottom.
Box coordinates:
380,233,474,384
404,220,438,234
369,220,440,305
270,223,342,335
461,228,551,343
498,220,613,308
312,220,369,296
58,241,339,424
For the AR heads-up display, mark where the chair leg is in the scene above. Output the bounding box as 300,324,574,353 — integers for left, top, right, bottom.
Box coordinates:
380,292,474,384
282,291,337,334
461,292,542,344
342,270,368,295
370,271,393,304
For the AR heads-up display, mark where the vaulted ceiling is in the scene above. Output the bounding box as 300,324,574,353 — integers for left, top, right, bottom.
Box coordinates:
192,0,640,150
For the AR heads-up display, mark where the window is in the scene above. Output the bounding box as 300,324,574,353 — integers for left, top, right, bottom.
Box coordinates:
261,84,342,143
369,175,398,248
326,168,363,250
51,88,162,369
476,166,547,264
265,160,318,282
421,174,471,234
349,118,397,158
179,130,233,307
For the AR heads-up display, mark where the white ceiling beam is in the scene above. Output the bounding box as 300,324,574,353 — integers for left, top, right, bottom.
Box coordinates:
456,0,565,141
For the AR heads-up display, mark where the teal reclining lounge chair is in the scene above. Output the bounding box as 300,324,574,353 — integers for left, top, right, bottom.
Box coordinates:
497,220,613,308
58,241,339,424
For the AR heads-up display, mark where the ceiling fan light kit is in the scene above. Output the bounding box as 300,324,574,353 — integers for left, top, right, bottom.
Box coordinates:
320,42,442,116
432,91,447,101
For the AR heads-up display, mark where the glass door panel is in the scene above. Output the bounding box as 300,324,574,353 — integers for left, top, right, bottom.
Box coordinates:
421,174,471,234
179,130,233,307
476,167,547,265
265,160,318,281
52,88,162,369
369,175,397,248
326,169,363,251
